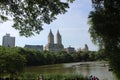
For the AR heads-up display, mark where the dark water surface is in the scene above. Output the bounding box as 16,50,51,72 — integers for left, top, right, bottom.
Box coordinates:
25,61,115,80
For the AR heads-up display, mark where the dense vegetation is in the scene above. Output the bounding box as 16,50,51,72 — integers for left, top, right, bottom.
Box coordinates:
0,47,25,79
1,46,106,66
0,46,106,79
89,0,120,78
5,72,89,80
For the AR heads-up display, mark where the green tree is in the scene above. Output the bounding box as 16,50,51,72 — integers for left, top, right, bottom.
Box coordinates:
89,51,96,61
18,48,40,66
0,0,74,37
72,52,82,62
81,52,89,61
89,0,120,78
0,47,26,79
97,49,106,60
5,53,25,79
43,51,55,64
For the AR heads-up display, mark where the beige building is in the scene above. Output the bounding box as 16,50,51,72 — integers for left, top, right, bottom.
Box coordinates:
2,34,15,47
45,30,64,52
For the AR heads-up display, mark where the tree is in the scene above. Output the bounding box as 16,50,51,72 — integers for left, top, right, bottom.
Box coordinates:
88,0,120,78
5,53,26,79
0,47,26,79
89,51,96,61
0,0,74,37
42,51,55,64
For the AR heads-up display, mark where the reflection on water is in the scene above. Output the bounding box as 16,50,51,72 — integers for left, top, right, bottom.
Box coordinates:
25,61,114,80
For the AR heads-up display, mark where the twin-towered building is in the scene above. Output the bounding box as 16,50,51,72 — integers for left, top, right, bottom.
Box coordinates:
24,29,64,52
45,29,64,52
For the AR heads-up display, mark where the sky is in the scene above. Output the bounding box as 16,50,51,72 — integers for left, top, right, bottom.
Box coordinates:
0,0,98,51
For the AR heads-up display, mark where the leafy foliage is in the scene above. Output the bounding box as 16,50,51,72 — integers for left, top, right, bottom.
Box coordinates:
0,46,103,66
89,0,120,78
18,72,88,80
0,0,74,37
0,47,26,79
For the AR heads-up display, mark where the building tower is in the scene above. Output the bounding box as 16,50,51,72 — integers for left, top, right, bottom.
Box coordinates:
2,33,15,47
82,44,89,52
48,29,54,44
56,30,62,44
85,44,89,51
45,29,64,52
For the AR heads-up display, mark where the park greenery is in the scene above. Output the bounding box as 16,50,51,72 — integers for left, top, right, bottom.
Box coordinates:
89,0,120,79
1,72,89,80
3,72,89,80
0,46,106,79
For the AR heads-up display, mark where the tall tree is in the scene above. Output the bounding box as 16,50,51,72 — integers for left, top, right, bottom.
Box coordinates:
0,0,74,37
89,0,120,78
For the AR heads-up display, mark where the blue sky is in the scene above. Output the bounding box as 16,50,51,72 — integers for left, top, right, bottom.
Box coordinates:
0,0,98,51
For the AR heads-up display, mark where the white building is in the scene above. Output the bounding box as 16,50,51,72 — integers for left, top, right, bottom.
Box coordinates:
2,34,15,47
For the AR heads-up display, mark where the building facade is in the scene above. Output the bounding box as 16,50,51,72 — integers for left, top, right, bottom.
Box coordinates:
45,30,64,52
2,34,15,47
24,45,43,52
65,46,75,53
82,44,89,52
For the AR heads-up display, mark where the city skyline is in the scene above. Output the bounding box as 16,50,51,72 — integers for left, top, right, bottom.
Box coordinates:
0,0,98,51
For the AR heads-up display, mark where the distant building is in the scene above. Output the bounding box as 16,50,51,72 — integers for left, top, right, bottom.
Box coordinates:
82,44,89,52
76,48,81,52
45,30,64,52
65,46,75,53
2,33,15,47
24,45,43,51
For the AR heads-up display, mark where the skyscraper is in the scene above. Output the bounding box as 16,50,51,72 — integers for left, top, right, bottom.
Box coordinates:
2,34,15,47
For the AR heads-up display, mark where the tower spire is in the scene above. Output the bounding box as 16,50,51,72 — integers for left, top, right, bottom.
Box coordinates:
48,29,54,44
56,30,62,44
50,29,52,33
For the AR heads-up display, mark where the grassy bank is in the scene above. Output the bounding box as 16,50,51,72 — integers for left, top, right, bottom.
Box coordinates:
17,72,88,80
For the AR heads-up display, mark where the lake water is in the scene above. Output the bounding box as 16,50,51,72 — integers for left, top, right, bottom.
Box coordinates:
25,61,115,80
